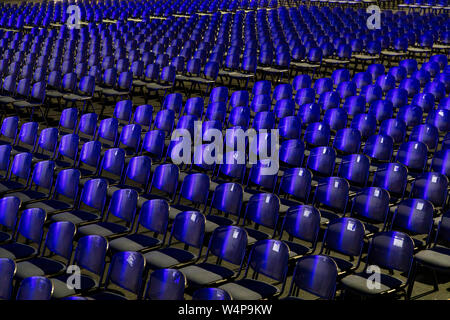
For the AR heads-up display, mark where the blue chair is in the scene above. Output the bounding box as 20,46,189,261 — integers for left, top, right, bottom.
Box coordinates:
391,199,434,249
396,141,428,175
107,155,152,196
0,258,15,299
0,116,19,146
88,251,146,300
338,154,370,190
280,205,321,261
369,100,394,124
50,235,108,298
143,211,205,270
304,122,331,147
178,225,248,289
11,121,39,155
16,276,53,300
431,149,450,179
241,193,280,244
343,95,366,118
396,104,423,129
144,268,185,300
50,178,108,226
312,177,349,225
410,172,448,211
108,199,169,254
278,116,301,140
0,208,46,261
286,255,338,300
278,167,312,205
167,173,210,220
379,119,407,145
408,211,450,299
363,134,394,163
307,146,336,178
13,221,76,281
218,239,290,300
350,187,391,236
77,188,138,240
341,231,414,299
0,196,21,244
320,217,365,277
426,109,450,133
318,91,340,111
410,124,439,152
350,113,377,141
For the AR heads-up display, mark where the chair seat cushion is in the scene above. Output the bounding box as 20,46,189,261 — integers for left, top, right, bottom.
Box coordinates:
205,215,234,233
414,246,450,269
102,89,129,96
0,242,37,260
329,256,356,274
284,240,311,259
46,90,64,98
0,96,17,104
50,210,100,225
7,190,48,203
25,199,73,213
15,257,66,280
109,234,161,253
145,83,172,90
62,94,91,101
13,101,41,108
0,231,12,243
0,180,26,193
180,263,235,287
78,222,129,238
219,278,279,300
51,274,98,299
341,272,405,295
144,247,197,269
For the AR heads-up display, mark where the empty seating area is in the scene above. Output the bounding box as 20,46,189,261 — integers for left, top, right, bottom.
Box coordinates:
0,0,448,301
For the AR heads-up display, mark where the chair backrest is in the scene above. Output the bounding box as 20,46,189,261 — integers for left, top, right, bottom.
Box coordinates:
16,276,53,300
391,198,434,240
105,251,145,297
100,147,125,178
59,108,78,133
145,268,185,300
9,151,33,183
313,176,349,213
106,189,138,224
149,163,179,200
206,225,248,267
322,217,365,258
281,205,321,246
74,235,108,277
210,182,243,217
278,167,312,202
244,193,280,230
78,178,108,214
0,258,15,300
77,112,97,138
97,117,119,146
169,211,205,249
15,207,46,248
17,121,39,150
289,255,338,300
0,196,21,232
178,173,210,207
410,172,449,208
338,154,370,187
366,231,414,273
351,187,390,225
245,239,289,284
395,141,428,172
43,221,76,260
